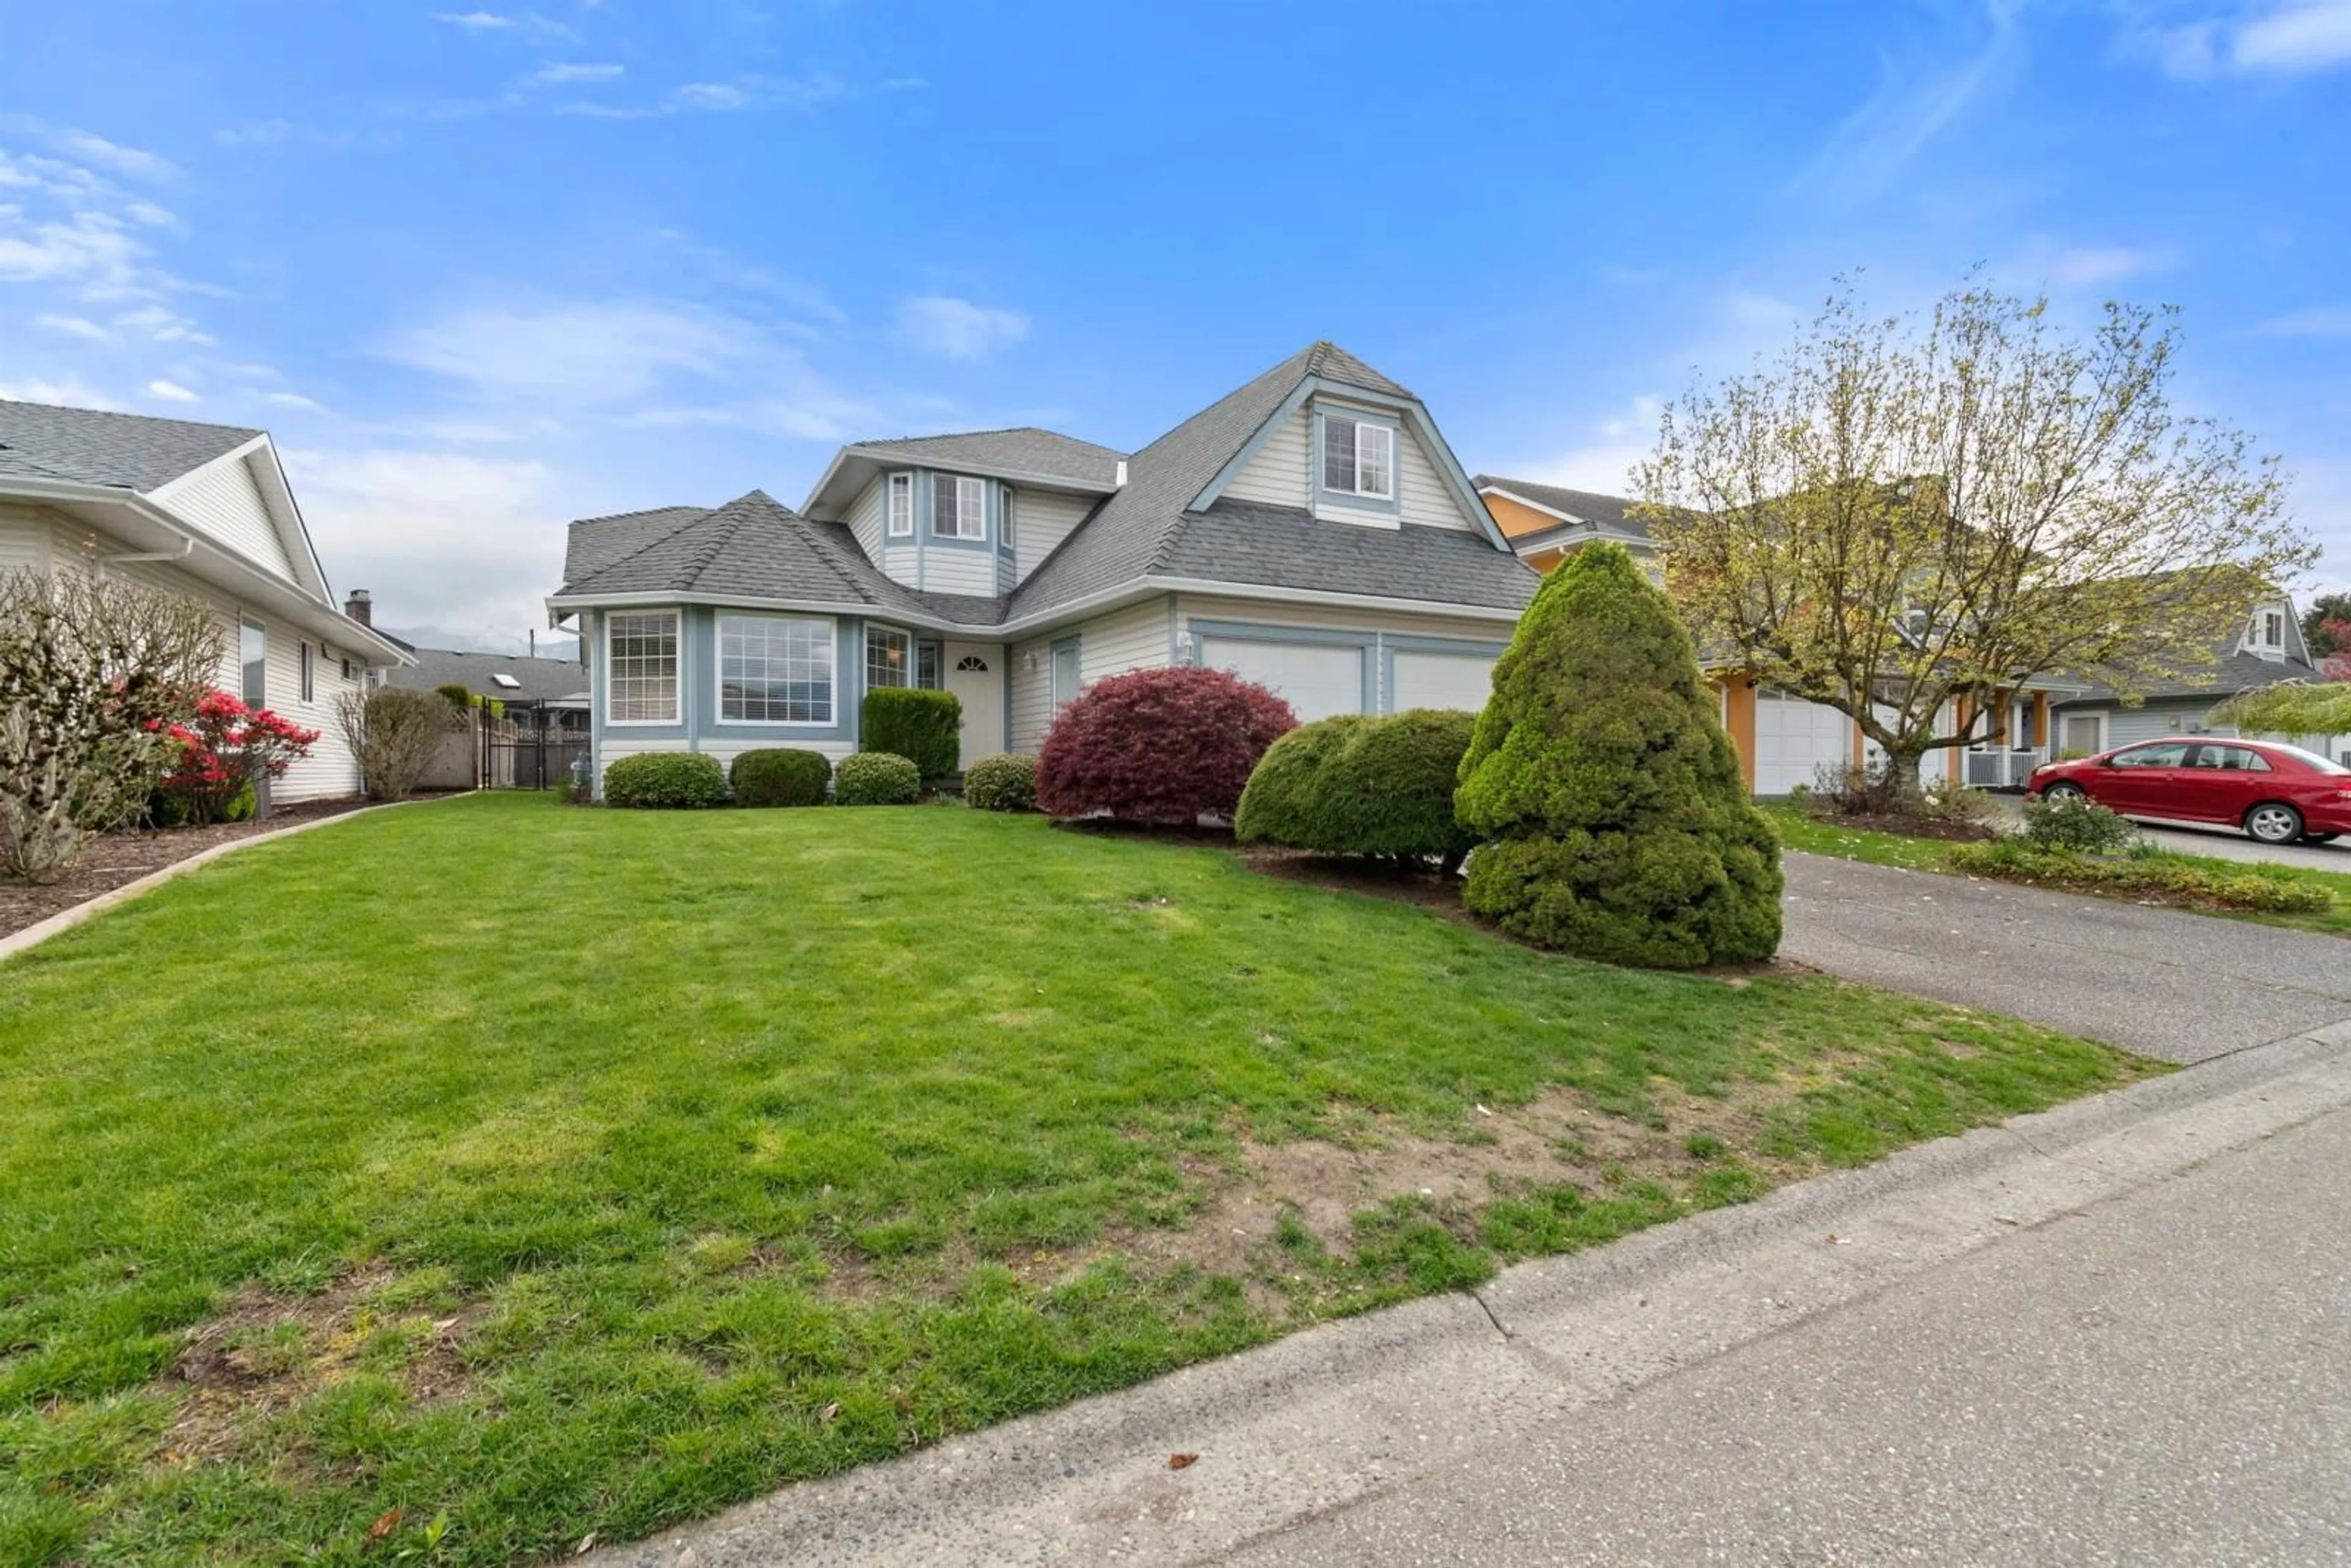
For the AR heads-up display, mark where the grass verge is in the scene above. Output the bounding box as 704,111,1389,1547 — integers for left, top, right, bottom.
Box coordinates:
1,794,2154,1564
1769,804,2351,937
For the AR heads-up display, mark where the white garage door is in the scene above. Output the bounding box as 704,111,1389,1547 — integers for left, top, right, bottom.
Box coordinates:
1391,651,1496,713
1201,637,1364,722
1754,689,1853,795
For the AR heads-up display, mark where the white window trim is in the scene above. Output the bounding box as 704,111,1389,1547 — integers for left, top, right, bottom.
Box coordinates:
864,621,915,691
1001,484,1016,551
1322,416,1396,500
2060,710,2107,757
932,473,987,541
604,609,682,727
887,471,914,538
714,612,836,728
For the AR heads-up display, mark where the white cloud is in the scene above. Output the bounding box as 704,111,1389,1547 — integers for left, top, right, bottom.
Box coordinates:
33,312,110,340
2148,1,2351,77
0,211,144,291
433,10,516,29
1790,3,2024,204
284,448,574,650
530,62,624,84
45,127,178,182
893,295,1030,361
378,298,767,402
674,82,748,110
263,391,328,412
0,375,123,409
145,378,200,403
1511,395,1665,497
115,304,214,343
2254,305,2351,336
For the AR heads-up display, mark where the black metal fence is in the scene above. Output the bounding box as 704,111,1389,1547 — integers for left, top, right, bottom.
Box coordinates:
479,701,589,790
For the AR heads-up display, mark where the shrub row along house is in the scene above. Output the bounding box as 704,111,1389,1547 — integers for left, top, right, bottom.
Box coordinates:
546,342,1537,793
1475,471,2344,791
0,400,413,798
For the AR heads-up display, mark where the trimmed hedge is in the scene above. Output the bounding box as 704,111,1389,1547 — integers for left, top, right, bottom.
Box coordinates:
964,752,1038,812
834,751,922,806
730,748,831,808
1946,839,2333,913
1036,666,1296,824
862,688,962,781
603,752,729,809
1455,541,1782,969
1237,709,1479,871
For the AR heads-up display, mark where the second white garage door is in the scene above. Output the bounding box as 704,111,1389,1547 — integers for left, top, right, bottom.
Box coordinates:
1200,637,1364,722
1753,688,1854,795
1391,651,1496,713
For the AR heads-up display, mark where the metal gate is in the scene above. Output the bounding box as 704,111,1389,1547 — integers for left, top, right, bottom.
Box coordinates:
480,702,589,790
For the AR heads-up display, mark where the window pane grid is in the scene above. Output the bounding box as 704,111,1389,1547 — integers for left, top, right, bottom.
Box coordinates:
866,625,910,691
721,615,832,723
1357,423,1393,496
888,473,913,537
1322,419,1355,492
607,612,678,722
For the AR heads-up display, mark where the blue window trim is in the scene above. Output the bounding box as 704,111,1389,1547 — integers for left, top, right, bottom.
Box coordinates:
697,606,857,744
1312,405,1401,517
1184,617,1377,715
1379,633,1507,716
996,483,1017,558
706,609,849,734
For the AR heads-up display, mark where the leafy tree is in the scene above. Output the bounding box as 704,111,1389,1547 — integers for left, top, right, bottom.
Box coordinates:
1637,278,2314,800
2210,680,2351,737
1455,541,1781,968
2300,591,2351,659
334,688,462,802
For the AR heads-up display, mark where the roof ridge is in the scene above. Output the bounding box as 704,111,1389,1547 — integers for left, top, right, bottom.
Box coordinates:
783,511,885,605
0,398,263,440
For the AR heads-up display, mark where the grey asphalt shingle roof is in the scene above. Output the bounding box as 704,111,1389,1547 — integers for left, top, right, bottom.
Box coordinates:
384,648,591,703
0,399,261,492
2058,650,2322,705
1474,475,1647,539
553,341,1522,629
849,427,1127,488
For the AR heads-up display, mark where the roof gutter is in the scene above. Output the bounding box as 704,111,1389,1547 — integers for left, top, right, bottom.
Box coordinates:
0,474,414,666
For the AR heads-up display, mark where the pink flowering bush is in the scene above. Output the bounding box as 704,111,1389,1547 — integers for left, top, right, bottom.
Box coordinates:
154,689,320,824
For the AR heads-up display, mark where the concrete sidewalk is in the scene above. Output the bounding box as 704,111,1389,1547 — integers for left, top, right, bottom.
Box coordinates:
1779,850,2351,1062
597,1021,2351,1568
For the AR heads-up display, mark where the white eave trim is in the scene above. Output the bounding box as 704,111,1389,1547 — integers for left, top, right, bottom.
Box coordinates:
0,474,413,666
546,575,1528,640
800,445,1120,519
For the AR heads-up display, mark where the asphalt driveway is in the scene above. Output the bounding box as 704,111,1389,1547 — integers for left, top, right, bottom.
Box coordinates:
1780,850,2351,1063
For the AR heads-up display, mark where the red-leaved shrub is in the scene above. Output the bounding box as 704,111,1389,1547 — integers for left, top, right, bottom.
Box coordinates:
1036,666,1297,824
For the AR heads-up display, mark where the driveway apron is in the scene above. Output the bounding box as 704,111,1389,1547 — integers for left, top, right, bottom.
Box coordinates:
1779,850,2351,1063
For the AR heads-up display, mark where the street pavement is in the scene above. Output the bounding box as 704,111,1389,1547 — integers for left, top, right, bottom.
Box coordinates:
597,1025,2351,1568
1777,849,2351,1062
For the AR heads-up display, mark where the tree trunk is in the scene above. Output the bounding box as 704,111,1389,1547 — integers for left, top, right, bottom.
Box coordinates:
1880,746,1929,814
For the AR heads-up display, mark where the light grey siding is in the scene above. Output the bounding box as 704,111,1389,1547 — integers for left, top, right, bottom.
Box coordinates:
1395,422,1475,532
922,547,996,596
0,501,52,571
846,475,885,565
1013,489,1094,583
1008,632,1053,753
1079,596,1172,683
152,449,298,578
1225,405,1311,508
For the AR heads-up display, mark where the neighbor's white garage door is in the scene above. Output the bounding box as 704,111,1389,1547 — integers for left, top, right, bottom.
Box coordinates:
1753,688,1854,795
1390,651,1495,712
1201,637,1364,722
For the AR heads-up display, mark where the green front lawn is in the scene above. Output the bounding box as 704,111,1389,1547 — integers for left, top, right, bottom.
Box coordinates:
1,795,2151,1565
1768,805,2351,937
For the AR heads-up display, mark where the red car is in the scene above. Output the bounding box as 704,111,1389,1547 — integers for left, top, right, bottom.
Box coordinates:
2027,738,2351,846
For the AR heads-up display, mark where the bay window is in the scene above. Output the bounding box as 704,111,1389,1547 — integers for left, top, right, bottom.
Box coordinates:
606,611,680,724
932,474,986,540
719,614,833,724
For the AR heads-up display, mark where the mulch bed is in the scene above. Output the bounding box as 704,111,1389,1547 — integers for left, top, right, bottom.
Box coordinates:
0,797,373,943
1809,809,1998,842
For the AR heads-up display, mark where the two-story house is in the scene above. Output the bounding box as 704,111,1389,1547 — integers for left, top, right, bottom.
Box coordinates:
547,342,1539,791
2050,594,2344,763
0,400,413,799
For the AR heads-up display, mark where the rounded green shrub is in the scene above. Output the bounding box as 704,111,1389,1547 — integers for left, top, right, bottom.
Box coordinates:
861,688,962,781
2021,792,2135,853
730,748,831,808
964,751,1038,812
602,751,729,809
1237,709,1479,871
834,751,921,806
1455,541,1782,968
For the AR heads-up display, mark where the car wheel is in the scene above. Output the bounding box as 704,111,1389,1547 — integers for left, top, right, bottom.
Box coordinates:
2244,802,2304,845
2042,781,2088,803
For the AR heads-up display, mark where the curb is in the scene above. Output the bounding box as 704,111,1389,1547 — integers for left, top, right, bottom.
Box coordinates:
0,792,468,966
599,1017,2351,1568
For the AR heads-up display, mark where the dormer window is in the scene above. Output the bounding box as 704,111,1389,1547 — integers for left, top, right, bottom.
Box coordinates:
1322,416,1393,500
2264,610,2284,647
887,472,913,538
933,475,986,541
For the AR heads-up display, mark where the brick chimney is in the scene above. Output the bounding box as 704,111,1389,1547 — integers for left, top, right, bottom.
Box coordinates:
343,588,372,627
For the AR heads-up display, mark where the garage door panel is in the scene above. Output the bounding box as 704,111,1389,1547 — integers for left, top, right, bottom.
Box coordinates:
1201,638,1365,722
1755,690,1853,795
1391,651,1495,713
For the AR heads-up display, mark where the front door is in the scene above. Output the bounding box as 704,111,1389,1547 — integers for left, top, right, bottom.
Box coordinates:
2062,714,2102,759
942,642,1003,770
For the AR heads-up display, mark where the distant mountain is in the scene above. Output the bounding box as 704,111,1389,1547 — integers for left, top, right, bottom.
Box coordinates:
380,626,579,662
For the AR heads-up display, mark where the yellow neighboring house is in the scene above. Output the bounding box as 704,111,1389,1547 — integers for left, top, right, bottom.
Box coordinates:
1470,473,2072,796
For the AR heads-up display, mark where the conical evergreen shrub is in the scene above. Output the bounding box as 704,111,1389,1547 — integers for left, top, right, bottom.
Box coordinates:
1455,541,1781,967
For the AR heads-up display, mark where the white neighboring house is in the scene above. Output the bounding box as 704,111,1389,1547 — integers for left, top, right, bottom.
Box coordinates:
0,400,413,800
546,342,1540,792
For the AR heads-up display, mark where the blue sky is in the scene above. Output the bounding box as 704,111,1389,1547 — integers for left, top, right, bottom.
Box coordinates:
2,0,2347,650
